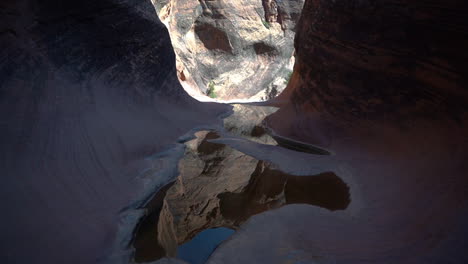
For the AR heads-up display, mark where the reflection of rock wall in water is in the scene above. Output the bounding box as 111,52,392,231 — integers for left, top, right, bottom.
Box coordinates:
3,0,468,263
207,0,468,263
133,105,351,263
136,131,350,262
152,0,304,101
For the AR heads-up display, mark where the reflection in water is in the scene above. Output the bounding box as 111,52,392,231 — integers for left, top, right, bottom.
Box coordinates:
133,183,174,262
177,227,235,264
132,135,350,263
218,161,350,225
272,134,332,155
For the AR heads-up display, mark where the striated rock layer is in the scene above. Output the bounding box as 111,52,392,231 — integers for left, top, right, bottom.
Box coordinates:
2,0,468,263
0,0,229,263
209,0,468,263
152,0,304,101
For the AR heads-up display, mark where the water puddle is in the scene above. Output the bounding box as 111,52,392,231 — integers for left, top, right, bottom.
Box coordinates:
218,164,350,225
270,134,332,155
177,227,235,264
132,131,349,264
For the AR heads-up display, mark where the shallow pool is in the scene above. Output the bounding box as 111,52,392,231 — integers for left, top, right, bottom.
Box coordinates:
177,227,235,264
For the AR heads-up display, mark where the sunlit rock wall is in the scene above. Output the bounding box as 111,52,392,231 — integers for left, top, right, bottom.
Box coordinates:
152,0,304,101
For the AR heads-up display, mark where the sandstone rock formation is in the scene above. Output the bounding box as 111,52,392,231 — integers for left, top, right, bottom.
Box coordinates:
269,0,468,135
207,0,468,263
152,0,304,101
2,0,468,263
0,0,229,263
134,127,350,262
133,104,275,262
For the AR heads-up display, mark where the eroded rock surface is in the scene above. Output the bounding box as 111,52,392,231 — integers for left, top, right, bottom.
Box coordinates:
3,0,468,263
223,104,278,144
133,105,350,263
0,0,229,263
269,0,468,134
152,0,304,101
208,0,468,263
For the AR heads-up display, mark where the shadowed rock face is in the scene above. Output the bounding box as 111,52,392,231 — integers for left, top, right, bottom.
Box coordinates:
3,0,468,263
194,23,233,53
0,0,229,263
152,0,304,101
270,0,468,129
208,0,468,263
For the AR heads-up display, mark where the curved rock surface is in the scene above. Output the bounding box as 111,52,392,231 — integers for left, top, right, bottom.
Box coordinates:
2,0,468,263
0,0,229,263
134,128,350,263
152,0,304,101
209,0,468,263
133,105,278,262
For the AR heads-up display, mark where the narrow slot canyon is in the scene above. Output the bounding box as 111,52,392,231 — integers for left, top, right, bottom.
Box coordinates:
1,0,468,264
154,0,304,102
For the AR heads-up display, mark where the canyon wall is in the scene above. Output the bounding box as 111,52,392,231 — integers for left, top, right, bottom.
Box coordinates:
2,0,468,263
269,0,468,138
207,0,468,263
152,0,304,101
0,0,229,263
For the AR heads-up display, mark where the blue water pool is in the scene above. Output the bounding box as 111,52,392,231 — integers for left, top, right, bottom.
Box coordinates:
177,227,235,264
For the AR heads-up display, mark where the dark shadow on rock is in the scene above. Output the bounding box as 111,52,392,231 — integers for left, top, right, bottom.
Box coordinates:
194,22,233,53
253,42,278,56
250,125,267,137
285,172,350,210
272,134,332,155
133,182,175,262
218,161,350,225
197,131,224,155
